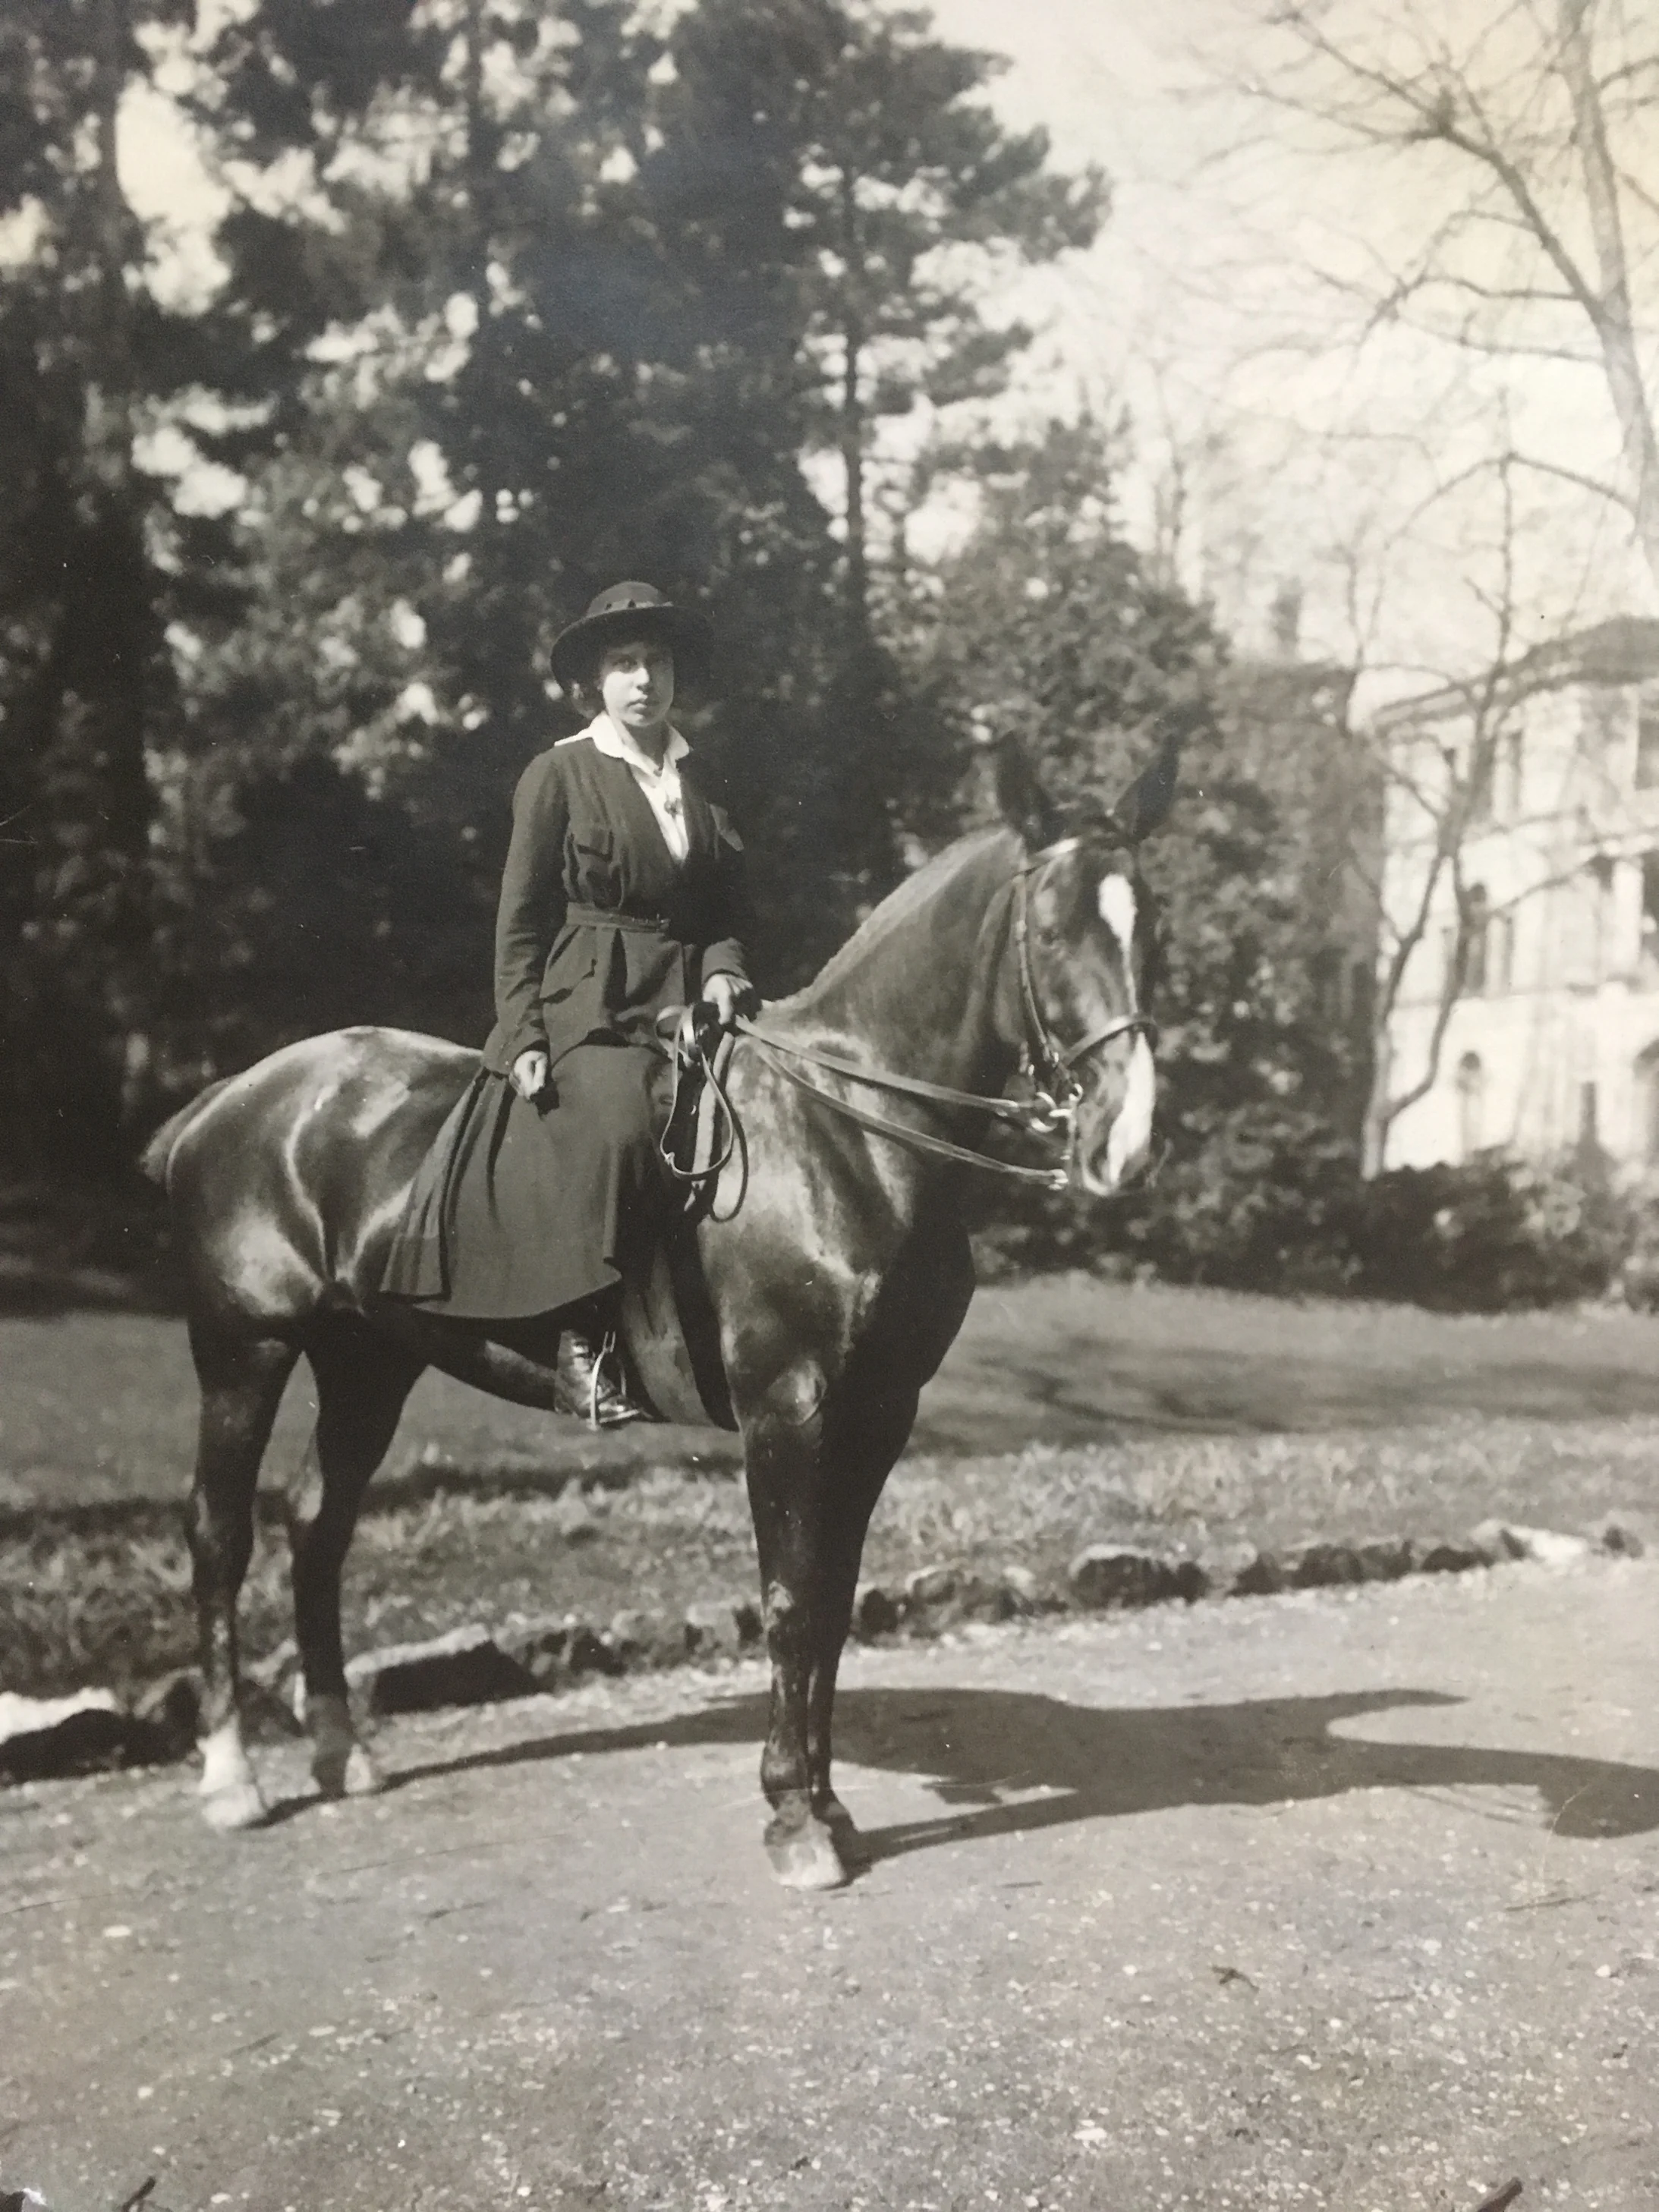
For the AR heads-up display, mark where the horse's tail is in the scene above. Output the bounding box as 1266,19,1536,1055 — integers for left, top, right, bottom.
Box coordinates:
139,1080,232,1193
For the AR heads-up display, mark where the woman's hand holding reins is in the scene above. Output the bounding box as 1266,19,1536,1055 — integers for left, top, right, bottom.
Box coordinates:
511,1049,551,1100
702,973,754,1028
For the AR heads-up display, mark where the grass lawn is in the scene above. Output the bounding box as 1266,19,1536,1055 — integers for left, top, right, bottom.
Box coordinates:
7,1275,1659,1517
4,1278,1657,1698
5,1416,1654,1702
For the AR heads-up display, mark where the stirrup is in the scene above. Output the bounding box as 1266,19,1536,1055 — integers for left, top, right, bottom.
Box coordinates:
557,1324,645,1429
588,1329,620,1429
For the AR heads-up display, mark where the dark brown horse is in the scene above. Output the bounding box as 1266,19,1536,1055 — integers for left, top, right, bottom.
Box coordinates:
143,749,1174,1889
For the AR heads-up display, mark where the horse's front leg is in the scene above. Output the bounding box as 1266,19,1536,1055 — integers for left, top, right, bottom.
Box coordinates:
804,1380,921,1863
744,1395,856,1892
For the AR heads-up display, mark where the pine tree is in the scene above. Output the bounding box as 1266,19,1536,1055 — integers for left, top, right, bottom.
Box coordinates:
652,0,1106,647
0,0,211,1169
911,417,1362,1282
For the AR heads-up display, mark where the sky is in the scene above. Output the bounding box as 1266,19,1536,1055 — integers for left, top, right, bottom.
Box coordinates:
117,0,1659,700
906,0,1659,692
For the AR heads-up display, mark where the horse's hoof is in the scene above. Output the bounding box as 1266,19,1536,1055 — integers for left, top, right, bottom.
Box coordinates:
307,1691,379,1800
200,1776,268,1833
765,1813,852,1891
313,1739,384,1800
311,1736,383,1800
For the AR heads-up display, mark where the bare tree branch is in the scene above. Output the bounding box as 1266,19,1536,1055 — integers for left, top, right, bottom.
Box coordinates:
1557,0,1659,576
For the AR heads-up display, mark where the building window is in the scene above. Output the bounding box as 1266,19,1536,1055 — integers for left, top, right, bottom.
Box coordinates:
1638,706,1659,789
1488,909,1514,995
1588,855,1613,980
1578,1080,1599,1156
1467,741,1494,823
1582,687,1626,766
1643,854,1659,979
1462,885,1490,995
1499,728,1524,817
1456,1051,1485,1160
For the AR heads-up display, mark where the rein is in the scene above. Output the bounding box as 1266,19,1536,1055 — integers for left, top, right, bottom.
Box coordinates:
663,847,1156,1197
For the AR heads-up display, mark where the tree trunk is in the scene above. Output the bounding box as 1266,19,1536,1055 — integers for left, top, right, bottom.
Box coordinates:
840,335,868,641
87,0,136,477
1558,0,1659,593
838,171,870,647
464,0,499,547
1361,1028,1392,1175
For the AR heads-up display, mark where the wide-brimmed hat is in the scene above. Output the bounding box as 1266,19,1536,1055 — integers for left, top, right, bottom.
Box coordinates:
549,581,713,691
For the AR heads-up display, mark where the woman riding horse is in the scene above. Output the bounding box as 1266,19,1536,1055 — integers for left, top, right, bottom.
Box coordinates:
379,581,757,1424
146,722,1172,1873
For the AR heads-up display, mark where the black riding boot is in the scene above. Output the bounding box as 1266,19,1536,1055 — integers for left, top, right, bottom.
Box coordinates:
554,1304,646,1428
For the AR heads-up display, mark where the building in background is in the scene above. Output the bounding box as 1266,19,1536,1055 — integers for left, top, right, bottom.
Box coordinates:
1377,617,1659,1174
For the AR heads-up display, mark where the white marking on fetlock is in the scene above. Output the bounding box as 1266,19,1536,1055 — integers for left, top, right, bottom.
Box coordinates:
342,1743,385,1798
200,1716,254,1795
308,1692,379,1798
198,1720,266,1831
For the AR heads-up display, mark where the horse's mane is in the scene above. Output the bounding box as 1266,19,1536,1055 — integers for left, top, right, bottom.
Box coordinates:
787,826,1018,1010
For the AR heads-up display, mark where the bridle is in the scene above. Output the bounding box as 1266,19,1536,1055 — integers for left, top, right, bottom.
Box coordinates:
665,837,1157,1197
1009,839,1159,1137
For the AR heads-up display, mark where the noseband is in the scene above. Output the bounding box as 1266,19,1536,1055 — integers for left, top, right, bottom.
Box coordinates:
675,840,1157,1195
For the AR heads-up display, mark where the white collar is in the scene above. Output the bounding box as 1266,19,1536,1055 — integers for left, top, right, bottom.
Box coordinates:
587,713,688,777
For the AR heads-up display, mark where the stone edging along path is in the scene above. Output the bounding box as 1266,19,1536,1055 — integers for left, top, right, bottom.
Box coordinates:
0,1515,1645,1786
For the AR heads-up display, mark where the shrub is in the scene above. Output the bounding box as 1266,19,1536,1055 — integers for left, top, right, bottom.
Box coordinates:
1349,1151,1626,1311
968,1101,1363,1294
969,1115,1629,1312
1117,1103,1361,1294
1617,1179,1659,1311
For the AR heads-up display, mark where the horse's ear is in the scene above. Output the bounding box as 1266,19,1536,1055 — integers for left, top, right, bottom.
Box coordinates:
992,738,1063,852
1110,734,1181,844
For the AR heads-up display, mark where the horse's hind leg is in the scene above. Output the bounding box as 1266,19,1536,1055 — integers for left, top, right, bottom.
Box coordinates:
187,1323,300,1832
288,1323,423,1801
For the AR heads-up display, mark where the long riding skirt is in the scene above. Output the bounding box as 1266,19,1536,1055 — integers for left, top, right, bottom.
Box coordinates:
378,1042,670,1320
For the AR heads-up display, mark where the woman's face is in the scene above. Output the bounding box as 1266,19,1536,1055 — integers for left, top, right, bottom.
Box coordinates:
597,637,675,740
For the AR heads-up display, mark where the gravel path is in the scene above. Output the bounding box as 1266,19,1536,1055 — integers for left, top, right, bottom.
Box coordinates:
2,1558,1655,2212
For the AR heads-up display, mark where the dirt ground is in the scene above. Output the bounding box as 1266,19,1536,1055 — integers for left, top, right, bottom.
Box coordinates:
3,1556,1656,2212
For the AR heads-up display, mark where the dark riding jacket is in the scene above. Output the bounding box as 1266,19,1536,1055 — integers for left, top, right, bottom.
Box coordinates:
482,728,752,1077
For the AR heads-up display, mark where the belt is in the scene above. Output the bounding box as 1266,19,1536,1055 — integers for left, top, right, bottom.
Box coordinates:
564,902,679,936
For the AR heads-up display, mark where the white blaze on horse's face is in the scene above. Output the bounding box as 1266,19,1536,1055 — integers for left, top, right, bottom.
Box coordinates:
1096,872,1136,955
1103,1028,1157,1193
1066,858,1155,1198
1093,871,1156,1191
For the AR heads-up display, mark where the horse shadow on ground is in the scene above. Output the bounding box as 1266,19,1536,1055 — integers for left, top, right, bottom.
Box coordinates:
364,1685,1659,1860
